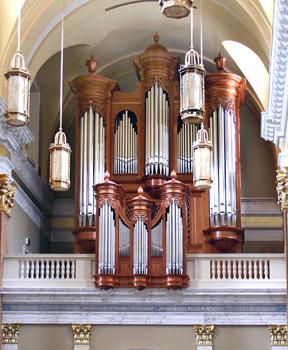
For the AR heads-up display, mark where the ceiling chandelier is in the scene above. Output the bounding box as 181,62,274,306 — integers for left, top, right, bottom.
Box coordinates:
49,0,71,192
159,0,193,19
4,1,30,126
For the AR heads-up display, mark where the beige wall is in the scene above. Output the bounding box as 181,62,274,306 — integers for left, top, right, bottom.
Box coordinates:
19,325,270,350
19,325,73,350
7,202,50,254
240,103,276,197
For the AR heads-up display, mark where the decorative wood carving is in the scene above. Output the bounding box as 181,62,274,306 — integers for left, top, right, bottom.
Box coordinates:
133,33,179,92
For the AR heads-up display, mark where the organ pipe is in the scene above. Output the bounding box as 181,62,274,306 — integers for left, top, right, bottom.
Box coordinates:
145,83,169,176
166,200,183,274
119,219,130,256
160,171,189,289
209,107,236,226
133,219,148,275
79,107,105,227
177,117,198,173
114,110,138,174
98,201,116,274
151,220,163,256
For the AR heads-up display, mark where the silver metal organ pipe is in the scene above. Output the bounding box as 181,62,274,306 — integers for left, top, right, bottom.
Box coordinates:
209,107,237,228
87,108,94,226
145,84,169,176
82,111,88,226
79,116,84,226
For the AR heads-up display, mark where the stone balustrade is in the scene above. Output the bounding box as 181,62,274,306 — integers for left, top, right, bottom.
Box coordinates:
2,253,285,290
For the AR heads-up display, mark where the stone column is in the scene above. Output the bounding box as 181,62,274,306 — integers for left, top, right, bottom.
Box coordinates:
72,325,92,350
269,325,288,349
276,168,288,324
1,324,19,350
0,173,16,282
194,325,215,350
0,174,16,345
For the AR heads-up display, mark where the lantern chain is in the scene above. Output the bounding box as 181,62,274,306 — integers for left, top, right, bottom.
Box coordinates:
59,0,64,132
17,0,21,52
200,0,203,65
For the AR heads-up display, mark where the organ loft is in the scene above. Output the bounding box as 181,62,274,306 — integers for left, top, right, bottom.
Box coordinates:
69,33,246,290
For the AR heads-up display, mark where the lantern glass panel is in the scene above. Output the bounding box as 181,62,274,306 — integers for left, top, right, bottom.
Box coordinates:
180,68,205,123
193,146,212,189
49,144,71,191
5,73,30,125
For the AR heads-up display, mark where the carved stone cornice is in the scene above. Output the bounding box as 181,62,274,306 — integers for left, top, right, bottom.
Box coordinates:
269,325,288,346
261,0,288,148
133,33,179,92
2,324,20,344
194,325,215,346
72,324,91,345
205,72,246,114
0,173,16,217
69,72,119,118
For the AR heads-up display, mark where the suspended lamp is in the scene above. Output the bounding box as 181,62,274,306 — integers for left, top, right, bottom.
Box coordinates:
159,0,192,19
192,123,212,190
49,0,71,192
179,0,205,124
4,1,30,126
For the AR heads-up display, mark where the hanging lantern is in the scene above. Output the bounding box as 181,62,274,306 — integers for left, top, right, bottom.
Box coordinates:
159,0,192,19
192,124,213,189
179,49,205,124
49,131,71,191
4,51,30,126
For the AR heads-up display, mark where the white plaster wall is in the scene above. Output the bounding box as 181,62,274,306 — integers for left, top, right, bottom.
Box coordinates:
7,202,50,253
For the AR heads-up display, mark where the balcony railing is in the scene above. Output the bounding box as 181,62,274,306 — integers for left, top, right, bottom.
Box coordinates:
2,253,285,289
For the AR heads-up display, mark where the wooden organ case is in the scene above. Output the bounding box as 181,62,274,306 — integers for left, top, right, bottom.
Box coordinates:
69,35,246,289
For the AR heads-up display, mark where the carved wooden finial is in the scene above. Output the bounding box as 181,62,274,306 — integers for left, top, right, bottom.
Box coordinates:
214,53,227,71
138,186,144,195
171,170,177,179
86,56,98,74
154,32,160,43
104,171,110,181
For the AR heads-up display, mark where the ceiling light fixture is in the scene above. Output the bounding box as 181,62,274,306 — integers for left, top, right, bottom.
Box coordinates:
49,0,71,192
4,0,30,126
159,0,192,19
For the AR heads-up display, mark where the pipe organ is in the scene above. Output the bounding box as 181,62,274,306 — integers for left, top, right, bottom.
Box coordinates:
69,35,246,289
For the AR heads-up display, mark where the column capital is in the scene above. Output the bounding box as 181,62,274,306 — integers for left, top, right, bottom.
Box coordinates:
276,169,288,211
72,325,91,345
269,325,288,346
0,173,16,217
1,324,20,344
194,325,215,346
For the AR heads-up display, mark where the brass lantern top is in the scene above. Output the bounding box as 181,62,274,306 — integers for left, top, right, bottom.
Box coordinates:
5,51,30,78
159,0,193,19
192,124,213,150
179,47,205,75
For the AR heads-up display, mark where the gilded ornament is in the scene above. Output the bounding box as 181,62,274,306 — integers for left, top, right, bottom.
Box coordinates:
0,173,17,217
276,168,288,211
72,324,92,344
2,324,20,344
194,325,215,346
269,325,288,345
